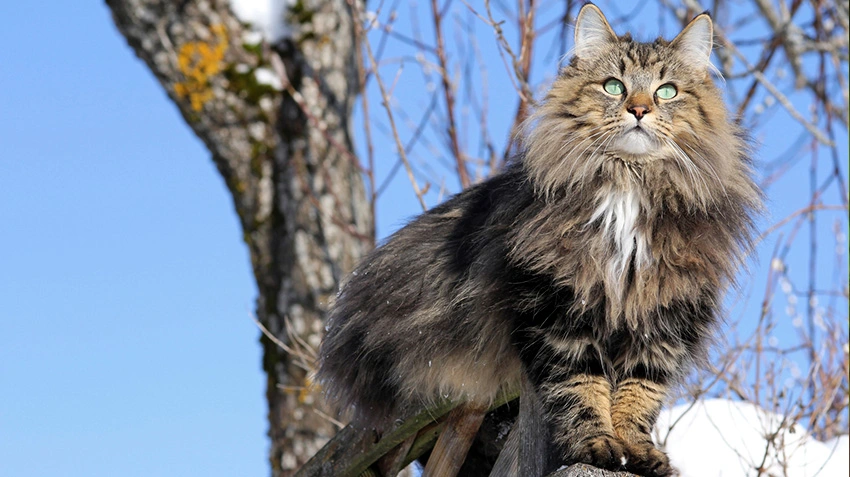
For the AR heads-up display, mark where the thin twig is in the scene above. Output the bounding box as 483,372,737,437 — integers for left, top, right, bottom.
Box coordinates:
363,30,428,211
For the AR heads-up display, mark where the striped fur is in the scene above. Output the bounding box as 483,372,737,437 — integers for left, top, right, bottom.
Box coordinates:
318,4,761,476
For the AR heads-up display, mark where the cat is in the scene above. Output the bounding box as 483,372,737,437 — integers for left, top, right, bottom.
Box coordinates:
317,3,761,476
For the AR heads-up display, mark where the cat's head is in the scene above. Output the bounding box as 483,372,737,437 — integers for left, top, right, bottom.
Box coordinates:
524,4,750,209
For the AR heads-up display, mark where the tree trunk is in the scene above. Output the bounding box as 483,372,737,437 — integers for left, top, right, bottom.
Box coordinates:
105,1,372,475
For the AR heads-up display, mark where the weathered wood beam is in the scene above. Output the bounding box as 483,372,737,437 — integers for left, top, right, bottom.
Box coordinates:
422,405,488,477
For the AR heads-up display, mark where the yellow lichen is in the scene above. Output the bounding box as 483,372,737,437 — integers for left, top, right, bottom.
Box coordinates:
174,24,228,111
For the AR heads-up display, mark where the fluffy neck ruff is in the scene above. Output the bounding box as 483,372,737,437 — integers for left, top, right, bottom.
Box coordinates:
510,127,758,329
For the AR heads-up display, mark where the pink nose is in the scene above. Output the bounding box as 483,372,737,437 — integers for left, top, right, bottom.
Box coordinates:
628,104,651,120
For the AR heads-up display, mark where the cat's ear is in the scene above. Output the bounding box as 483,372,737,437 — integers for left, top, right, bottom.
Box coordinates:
671,13,714,68
574,3,618,59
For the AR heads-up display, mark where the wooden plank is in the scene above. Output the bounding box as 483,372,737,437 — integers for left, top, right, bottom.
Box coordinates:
296,389,520,477
422,405,487,477
490,372,546,477
376,434,417,476
294,399,458,477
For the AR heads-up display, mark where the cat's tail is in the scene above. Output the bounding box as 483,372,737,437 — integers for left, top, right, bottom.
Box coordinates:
316,307,403,428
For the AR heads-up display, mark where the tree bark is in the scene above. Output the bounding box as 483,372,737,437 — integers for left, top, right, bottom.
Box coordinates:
106,1,372,475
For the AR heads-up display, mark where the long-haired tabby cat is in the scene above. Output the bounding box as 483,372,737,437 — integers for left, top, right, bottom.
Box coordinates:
318,4,760,476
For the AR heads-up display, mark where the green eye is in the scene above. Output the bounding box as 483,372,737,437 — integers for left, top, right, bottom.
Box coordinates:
656,83,677,99
603,78,625,95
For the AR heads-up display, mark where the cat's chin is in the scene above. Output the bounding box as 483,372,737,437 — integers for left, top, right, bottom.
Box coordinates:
611,128,658,156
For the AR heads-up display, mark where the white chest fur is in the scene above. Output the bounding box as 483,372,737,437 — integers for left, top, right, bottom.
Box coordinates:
588,190,650,283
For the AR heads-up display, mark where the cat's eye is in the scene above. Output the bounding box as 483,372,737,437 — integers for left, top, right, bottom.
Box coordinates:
603,78,625,96
656,84,677,99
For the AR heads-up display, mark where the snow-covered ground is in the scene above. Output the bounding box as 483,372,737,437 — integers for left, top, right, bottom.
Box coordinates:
656,399,848,476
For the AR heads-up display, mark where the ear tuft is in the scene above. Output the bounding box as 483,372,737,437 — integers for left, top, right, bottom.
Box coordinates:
671,13,714,68
574,3,618,59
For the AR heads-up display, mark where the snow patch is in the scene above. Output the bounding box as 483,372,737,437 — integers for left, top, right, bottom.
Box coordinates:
655,398,849,476
242,30,264,46
229,0,294,42
822,435,849,475
254,67,282,89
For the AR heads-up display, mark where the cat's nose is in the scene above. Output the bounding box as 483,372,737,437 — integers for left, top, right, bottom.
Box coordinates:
628,104,651,120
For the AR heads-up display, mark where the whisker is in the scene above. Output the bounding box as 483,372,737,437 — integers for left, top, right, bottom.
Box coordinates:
665,138,711,203
683,143,730,202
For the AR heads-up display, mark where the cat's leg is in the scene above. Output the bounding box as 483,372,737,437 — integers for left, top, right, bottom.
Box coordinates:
610,347,679,477
524,339,626,472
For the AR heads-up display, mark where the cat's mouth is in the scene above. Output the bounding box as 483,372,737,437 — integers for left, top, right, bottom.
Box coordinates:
630,125,649,134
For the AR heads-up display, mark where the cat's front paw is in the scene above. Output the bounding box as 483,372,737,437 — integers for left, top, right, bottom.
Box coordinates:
624,442,674,477
570,434,627,471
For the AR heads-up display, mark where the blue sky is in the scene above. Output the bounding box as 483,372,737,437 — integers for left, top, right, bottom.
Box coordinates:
1,2,846,477
1,3,265,476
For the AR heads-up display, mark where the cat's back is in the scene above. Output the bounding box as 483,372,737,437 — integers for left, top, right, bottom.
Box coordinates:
318,164,531,425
